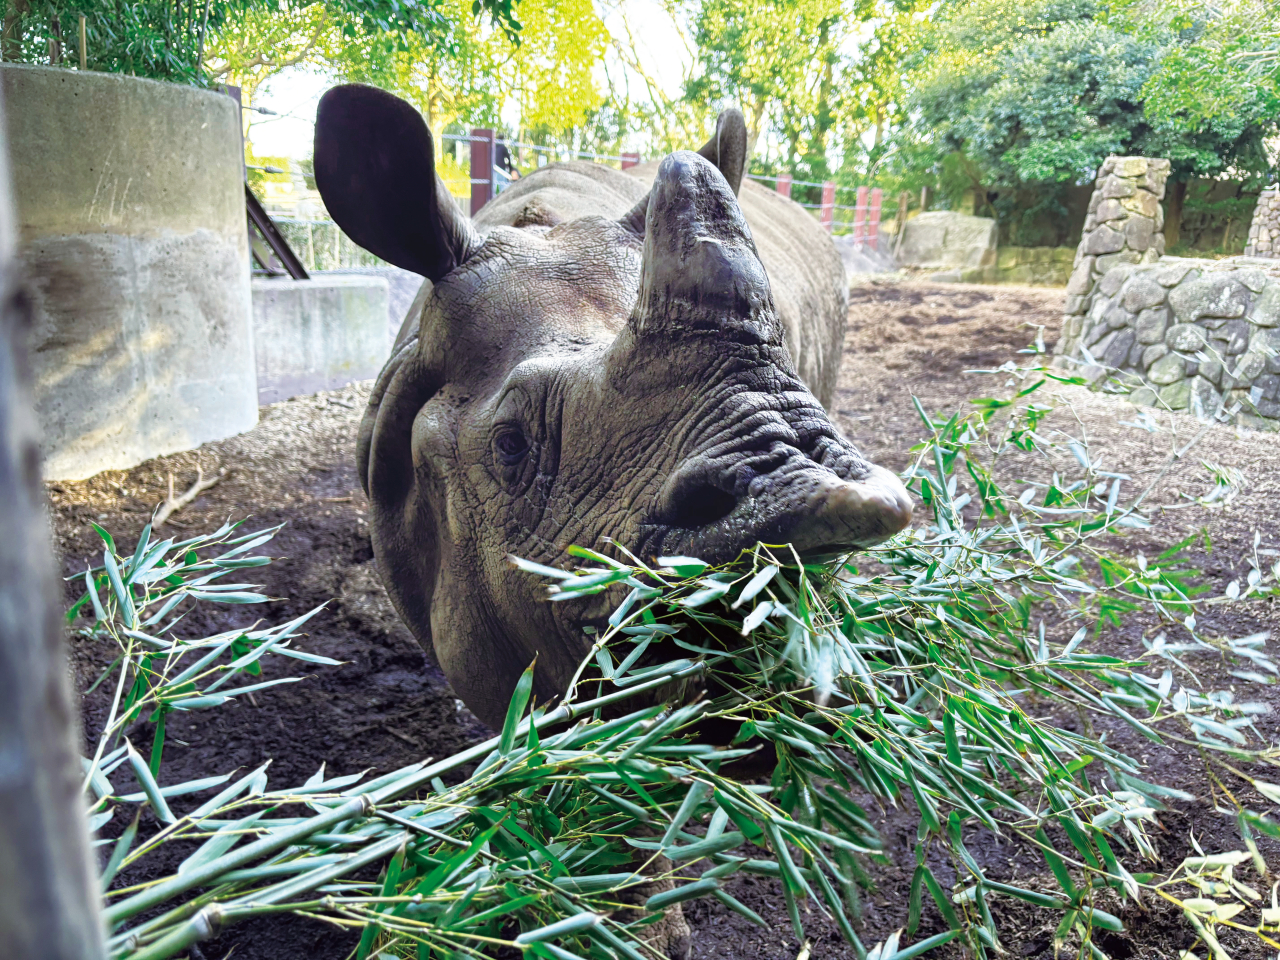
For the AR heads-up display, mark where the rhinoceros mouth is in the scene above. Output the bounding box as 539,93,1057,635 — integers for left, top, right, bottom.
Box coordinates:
639,456,913,565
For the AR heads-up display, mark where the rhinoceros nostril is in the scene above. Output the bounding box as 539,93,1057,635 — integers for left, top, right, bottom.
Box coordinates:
667,483,737,529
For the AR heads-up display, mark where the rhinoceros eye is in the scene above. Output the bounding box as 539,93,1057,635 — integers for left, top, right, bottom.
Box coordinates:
494,427,530,465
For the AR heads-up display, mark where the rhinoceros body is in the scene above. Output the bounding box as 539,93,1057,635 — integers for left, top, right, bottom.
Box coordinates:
315,86,911,730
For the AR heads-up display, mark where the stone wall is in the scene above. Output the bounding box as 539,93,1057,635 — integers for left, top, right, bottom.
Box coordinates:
1058,157,1169,357
1245,185,1280,258
1061,257,1280,428
3,65,258,480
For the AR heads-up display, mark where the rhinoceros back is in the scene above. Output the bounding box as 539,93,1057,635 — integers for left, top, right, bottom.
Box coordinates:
466,160,848,408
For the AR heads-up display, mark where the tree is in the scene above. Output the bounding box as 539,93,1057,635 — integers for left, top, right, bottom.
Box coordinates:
0,0,521,85
899,0,1277,243
684,0,848,170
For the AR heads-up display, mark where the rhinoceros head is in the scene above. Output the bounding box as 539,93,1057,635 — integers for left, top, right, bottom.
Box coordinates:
315,85,911,727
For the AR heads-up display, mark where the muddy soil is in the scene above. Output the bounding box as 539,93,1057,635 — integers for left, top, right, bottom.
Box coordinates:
53,280,1280,960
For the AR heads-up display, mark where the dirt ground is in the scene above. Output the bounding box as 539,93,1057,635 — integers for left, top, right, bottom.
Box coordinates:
53,280,1280,959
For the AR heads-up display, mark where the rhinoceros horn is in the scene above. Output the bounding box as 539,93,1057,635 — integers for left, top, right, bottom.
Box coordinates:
619,107,747,234
630,150,778,344
314,84,475,280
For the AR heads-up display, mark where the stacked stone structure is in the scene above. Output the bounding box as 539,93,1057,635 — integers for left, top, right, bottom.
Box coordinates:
1244,185,1280,258
1056,157,1280,430
1058,157,1169,356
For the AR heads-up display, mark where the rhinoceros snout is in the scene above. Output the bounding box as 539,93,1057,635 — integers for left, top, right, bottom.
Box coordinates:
645,445,912,564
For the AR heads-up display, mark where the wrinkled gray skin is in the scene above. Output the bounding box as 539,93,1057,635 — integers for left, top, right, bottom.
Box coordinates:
314,85,912,731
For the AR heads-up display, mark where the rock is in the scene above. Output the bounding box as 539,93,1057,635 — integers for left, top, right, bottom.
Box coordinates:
1122,276,1166,312
1165,323,1207,351
1127,338,1146,367
1115,157,1149,177
997,247,1022,270
1101,179,1136,199
1135,307,1169,344
1159,379,1190,409
1224,318,1250,355
1129,386,1158,406
1198,359,1223,387
1124,216,1155,250
1152,260,1199,287
1095,198,1125,222
1096,251,1142,274
899,212,999,269
1231,352,1267,386
1121,193,1160,218
1064,294,1086,315
1098,264,1134,297
1091,330,1117,358
1257,373,1280,400
1236,269,1269,293
1053,247,1075,262
1106,305,1133,330
1142,343,1168,368
1083,226,1126,256
1189,376,1221,419
1148,351,1185,385
1104,329,1136,368
1169,275,1250,323
1249,284,1280,327
1085,321,1111,346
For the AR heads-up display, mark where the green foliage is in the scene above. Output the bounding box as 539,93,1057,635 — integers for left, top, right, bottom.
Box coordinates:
0,0,521,85
86,355,1280,960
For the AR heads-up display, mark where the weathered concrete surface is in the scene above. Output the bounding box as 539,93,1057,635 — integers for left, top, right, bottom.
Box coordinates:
252,275,389,403
317,266,422,342
3,65,257,480
896,211,998,270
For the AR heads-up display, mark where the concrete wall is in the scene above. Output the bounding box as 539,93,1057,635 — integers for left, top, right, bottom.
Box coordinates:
252,276,389,404
3,65,257,480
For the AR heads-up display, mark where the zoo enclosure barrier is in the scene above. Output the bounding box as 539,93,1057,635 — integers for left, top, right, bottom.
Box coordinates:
451,129,901,242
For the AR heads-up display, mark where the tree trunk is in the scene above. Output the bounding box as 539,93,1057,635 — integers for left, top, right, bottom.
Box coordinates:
0,93,106,959
1164,179,1187,250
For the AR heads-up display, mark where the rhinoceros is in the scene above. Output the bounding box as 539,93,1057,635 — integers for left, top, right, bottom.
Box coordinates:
314,85,911,731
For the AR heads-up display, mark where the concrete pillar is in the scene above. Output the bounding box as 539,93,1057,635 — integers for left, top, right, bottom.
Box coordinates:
2,65,258,481
1244,185,1280,258
1057,156,1170,359
470,128,494,215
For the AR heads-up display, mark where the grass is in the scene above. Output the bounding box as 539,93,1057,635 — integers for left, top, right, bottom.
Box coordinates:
72,352,1280,960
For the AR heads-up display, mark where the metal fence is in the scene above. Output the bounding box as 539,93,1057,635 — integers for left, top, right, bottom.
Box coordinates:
273,218,386,271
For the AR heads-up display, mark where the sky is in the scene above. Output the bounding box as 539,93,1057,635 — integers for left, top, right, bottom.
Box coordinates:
246,0,694,160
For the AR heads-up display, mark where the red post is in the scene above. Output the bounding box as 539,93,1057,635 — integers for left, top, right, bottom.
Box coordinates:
820,180,835,232
868,188,883,251
621,151,641,169
853,185,868,245
469,128,494,216
777,173,792,199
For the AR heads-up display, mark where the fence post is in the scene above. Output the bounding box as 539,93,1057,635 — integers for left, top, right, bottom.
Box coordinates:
853,185,868,246
621,151,641,169
820,181,835,232
469,128,494,216
868,188,883,251
777,173,792,199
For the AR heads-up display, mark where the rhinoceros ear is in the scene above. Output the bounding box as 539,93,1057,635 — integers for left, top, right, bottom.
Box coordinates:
620,107,748,234
314,84,475,280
